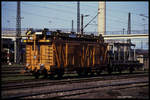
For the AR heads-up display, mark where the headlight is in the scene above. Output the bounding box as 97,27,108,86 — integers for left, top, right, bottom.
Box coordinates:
41,64,44,66
40,64,44,70
26,64,29,66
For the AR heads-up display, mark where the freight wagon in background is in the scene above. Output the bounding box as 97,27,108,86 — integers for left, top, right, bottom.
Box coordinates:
23,28,143,79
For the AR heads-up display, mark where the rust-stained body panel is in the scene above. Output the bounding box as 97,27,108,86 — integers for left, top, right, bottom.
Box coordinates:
24,29,108,75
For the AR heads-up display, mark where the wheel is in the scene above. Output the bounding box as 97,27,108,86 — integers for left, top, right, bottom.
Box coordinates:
89,72,94,76
96,70,102,75
108,68,112,74
130,69,133,73
118,67,122,74
76,68,83,76
120,69,122,74
57,72,64,78
108,64,113,75
48,73,55,79
83,72,88,76
77,71,82,76
42,69,48,79
34,71,39,79
56,69,64,79
83,68,88,76
129,67,134,73
57,74,62,78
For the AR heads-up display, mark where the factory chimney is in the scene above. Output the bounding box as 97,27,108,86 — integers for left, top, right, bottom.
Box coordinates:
98,1,106,35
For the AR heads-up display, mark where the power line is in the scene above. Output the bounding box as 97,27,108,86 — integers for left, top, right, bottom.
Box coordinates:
4,2,149,19
107,17,127,25
3,2,76,21
22,3,77,21
46,2,77,7
107,7,149,19
107,14,146,27
79,3,148,27
81,3,149,19
4,8,75,30
4,7,70,22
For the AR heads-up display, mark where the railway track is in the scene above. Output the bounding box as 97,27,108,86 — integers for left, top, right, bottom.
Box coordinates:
2,72,148,91
2,71,148,84
2,74,148,99
48,80,148,99
1,73,32,77
2,67,24,71
1,72,148,89
1,65,28,78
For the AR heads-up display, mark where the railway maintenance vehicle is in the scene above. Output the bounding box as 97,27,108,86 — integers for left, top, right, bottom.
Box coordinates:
23,28,143,79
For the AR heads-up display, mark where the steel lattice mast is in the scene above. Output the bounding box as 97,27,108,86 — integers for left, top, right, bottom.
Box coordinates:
127,12,131,61
14,1,21,63
77,1,80,33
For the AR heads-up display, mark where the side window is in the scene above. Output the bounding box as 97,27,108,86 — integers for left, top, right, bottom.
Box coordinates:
100,56,103,61
37,45,40,51
32,45,40,51
32,45,34,50
37,45,40,62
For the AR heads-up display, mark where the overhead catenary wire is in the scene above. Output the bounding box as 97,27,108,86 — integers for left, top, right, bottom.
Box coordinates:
4,7,70,22
3,7,73,30
79,3,148,28
3,2,148,21
22,3,76,15
2,2,74,22
81,2,148,16
2,2,148,32
81,2,149,21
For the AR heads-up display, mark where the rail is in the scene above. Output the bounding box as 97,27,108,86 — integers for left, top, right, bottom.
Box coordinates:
2,74,148,99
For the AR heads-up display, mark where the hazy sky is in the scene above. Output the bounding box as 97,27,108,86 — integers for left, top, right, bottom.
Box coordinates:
2,1,149,32
1,1,149,49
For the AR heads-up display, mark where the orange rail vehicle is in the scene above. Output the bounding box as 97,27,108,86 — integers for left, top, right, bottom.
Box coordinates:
24,28,109,78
